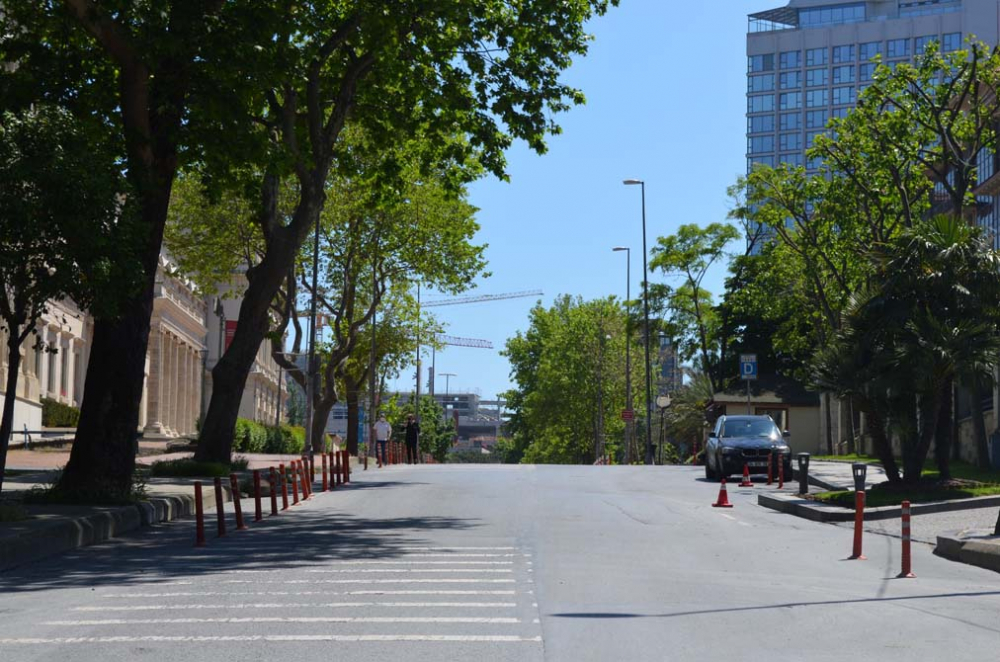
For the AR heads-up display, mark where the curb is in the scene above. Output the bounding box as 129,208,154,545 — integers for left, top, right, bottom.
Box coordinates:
935,531,1000,574
758,492,1000,523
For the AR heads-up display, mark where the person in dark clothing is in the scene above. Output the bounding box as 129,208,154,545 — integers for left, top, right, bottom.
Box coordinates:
404,414,420,464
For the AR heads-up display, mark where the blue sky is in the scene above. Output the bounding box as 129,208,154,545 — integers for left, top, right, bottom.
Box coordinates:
388,0,785,401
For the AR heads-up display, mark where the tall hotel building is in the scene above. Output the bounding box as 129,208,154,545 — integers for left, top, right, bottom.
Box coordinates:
746,0,999,204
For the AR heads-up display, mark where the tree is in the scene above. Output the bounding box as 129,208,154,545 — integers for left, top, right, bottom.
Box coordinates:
649,223,739,393
196,0,620,464
380,394,454,463
0,106,131,494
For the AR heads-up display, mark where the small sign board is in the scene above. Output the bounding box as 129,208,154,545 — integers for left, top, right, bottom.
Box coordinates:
621,409,635,421
740,354,758,380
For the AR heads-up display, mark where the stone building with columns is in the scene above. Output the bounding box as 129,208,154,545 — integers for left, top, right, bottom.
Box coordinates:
0,253,285,439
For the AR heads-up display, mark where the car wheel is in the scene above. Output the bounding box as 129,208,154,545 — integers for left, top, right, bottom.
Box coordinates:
715,454,727,482
704,461,715,480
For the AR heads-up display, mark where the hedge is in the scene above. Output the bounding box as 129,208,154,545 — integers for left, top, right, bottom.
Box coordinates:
41,397,80,428
232,418,305,455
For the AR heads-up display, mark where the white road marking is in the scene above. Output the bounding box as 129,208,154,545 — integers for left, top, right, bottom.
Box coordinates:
46,617,522,626
718,513,738,521
221,579,517,585
102,590,518,598
0,635,543,644
77,602,517,611
311,560,514,565
395,547,518,551
303,569,513,574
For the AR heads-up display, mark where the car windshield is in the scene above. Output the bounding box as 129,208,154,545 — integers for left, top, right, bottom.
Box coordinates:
722,419,779,439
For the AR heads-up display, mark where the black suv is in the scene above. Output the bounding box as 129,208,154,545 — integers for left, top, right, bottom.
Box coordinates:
704,415,792,481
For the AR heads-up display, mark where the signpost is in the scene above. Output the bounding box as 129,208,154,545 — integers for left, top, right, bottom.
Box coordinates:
621,409,634,421
740,354,757,415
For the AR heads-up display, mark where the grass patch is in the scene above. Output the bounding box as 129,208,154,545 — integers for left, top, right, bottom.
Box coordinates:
149,458,248,478
813,481,1000,508
811,453,881,464
22,473,147,506
0,502,30,522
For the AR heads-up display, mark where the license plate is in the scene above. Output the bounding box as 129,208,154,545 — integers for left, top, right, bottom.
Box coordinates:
749,461,767,468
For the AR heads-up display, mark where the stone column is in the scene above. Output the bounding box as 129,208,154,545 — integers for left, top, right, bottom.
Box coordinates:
38,326,50,399
143,328,166,436
52,330,63,403
171,336,181,436
162,333,174,436
65,338,76,407
179,343,190,436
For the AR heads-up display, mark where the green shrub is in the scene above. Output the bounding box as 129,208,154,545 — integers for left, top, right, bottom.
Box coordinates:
233,418,268,453
263,424,305,454
149,458,239,478
41,397,80,427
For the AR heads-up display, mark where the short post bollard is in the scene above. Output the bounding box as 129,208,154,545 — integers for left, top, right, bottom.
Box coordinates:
309,455,316,489
777,453,784,489
322,453,329,492
269,467,279,515
850,490,866,560
797,453,810,495
279,463,289,510
335,452,342,486
899,500,915,578
253,470,263,522
302,460,312,499
767,451,773,486
342,450,350,484
330,452,337,489
214,476,227,537
194,481,206,547
230,473,248,530
291,462,300,505
852,462,868,492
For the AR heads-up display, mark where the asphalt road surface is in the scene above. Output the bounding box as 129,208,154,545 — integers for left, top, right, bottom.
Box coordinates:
1,465,999,661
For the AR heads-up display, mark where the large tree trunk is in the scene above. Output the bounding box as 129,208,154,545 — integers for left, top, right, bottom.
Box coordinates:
865,407,900,482
824,393,834,455
196,225,309,464
971,380,991,469
58,182,171,499
0,335,23,494
312,396,334,454
905,391,941,483
344,377,361,456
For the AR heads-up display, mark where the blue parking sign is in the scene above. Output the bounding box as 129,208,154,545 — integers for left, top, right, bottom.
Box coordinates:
740,354,758,380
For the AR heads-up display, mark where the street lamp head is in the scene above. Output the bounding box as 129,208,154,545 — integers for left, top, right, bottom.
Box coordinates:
622,179,643,186
612,246,629,252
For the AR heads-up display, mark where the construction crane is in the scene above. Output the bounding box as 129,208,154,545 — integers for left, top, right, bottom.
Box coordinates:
422,289,543,308
437,334,493,349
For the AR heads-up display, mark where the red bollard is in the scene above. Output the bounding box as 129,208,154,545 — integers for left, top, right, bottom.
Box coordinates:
899,500,915,578
214,476,227,537
301,460,312,499
364,446,369,471
767,451,774,486
777,455,784,489
269,467,279,516
279,463,289,510
343,450,350,484
850,491,867,560
291,462,300,505
329,453,337,489
253,470,263,522
230,473,248,530
194,481,206,547
309,455,316,489
333,452,341,486
322,453,329,492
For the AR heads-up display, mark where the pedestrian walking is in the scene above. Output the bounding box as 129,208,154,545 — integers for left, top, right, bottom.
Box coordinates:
374,414,392,467
404,413,420,464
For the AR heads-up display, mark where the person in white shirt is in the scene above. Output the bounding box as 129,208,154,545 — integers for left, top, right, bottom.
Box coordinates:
374,414,392,467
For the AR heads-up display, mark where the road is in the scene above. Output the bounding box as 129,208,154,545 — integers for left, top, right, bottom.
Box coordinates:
1,465,999,661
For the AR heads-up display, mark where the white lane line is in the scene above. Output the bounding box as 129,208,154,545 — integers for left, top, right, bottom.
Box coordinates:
395,547,518,551
312,561,515,566
102,590,518,598
717,513,737,521
46,617,522,625
0,635,543,644
76,602,517,611
303,569,513,574
221,579,517,585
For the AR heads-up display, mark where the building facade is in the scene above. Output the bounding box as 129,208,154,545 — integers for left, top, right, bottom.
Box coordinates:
0,254,285,440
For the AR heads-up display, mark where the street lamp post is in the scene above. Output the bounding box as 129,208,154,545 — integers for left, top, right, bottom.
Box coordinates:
440,372,456,397
623,179,654,465
612,246,632,463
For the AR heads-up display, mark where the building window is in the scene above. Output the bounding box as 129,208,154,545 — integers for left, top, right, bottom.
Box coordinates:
780,112,802,131
887,39,910,59
749,135,775,154
779,71,802,90
831,107,850,119
780,92,803,110
780,153,804,168
749,74,775,93
807,155,825,171
749,54,775,73
748,94,775,113
749,155,776,169
806,130,828,148
748,115,775,134
942,32,962,52
832,65,855,85
780,50,801,69
915,35,938,54
832,45,855,64
900,1,962,18
806,89,828,108
859,42,882,62
806,110,829,129
779,132,803,151
799,3,866,28
832,86,856,105
806,68,828,87
859,63,877,82
806,48,828,67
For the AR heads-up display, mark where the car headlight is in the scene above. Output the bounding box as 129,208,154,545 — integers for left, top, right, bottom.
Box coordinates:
721,446,740,455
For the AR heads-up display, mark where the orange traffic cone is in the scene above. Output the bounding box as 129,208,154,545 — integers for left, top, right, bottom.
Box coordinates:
739,464,753,487
712,479,734,508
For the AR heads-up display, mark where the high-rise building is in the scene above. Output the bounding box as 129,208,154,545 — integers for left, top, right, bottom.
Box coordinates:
746,1,999,244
